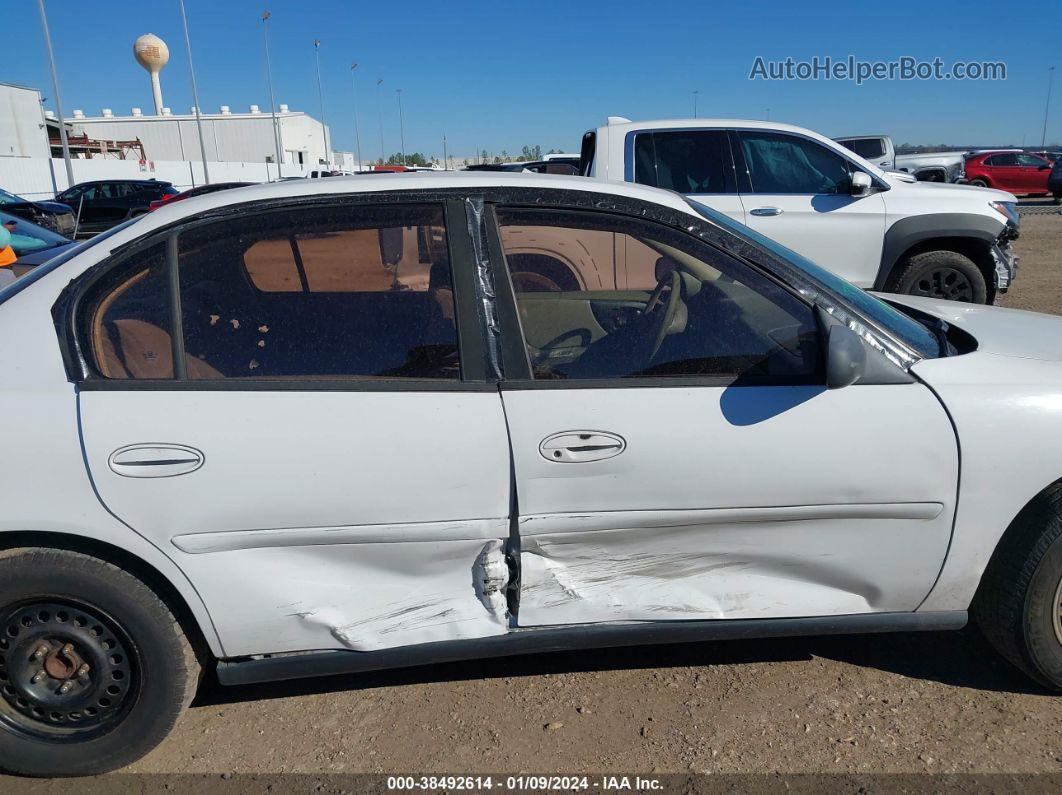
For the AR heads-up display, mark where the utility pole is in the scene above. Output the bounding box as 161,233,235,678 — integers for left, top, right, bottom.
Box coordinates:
313,40,329,169
178,0,210,184
396,89,406,166
1043,66,1056,148
37,0,74,187
262,11,284,178
376,78,385,163
692,90,699,119
350,63,363,170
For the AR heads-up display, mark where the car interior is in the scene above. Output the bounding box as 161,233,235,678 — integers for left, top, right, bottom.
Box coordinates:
88,207,460,381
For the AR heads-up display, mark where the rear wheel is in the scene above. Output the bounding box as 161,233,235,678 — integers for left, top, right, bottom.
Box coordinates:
0,549,200,776
886,250,988,303
968,178,989,188
975,486,1062,692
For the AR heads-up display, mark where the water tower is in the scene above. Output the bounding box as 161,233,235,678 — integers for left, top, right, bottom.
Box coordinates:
133,33,169,116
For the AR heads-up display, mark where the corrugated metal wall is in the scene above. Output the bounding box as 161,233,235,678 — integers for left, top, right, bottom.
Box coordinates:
0,157,304,200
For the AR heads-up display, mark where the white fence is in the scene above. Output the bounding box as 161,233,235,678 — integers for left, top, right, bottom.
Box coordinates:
0,156,307,200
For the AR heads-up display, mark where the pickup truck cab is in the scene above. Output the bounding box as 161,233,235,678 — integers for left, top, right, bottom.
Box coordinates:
582,118,1019,303
834,135,967,184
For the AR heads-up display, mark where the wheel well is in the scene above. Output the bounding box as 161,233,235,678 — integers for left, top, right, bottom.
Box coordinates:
0,531,213,664
975,479,1062,603
889,237,997,301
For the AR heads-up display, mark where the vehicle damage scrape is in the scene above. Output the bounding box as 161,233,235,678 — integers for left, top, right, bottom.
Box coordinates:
516,509,949,626
284,539,510,652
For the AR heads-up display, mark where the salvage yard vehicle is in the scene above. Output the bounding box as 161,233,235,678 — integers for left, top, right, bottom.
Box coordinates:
54,179,179,237
582,118,1019,303
833,135,967,183
964,151,1055,197
4,172,1062,776
0,188,76,238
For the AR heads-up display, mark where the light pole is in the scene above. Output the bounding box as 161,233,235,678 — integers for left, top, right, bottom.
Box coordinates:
692,90,699,119
178,0,210,184
313,40,329,169
37,0,73,188
376,78,385,164
1043,66,1056,148
261,11,284,179
396,89,406,167
350,63,363,170
443,134,448,170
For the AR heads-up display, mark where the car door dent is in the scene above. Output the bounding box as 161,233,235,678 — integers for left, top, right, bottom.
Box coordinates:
278,538,510,652
171,517,510,554
519,503,943,536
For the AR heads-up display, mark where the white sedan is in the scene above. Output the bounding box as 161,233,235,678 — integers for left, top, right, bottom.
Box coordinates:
0,173,1059,775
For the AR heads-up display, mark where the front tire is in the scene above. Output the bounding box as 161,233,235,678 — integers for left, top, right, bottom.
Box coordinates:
975,486,1062,691
886,250,988,303
0,549,200,776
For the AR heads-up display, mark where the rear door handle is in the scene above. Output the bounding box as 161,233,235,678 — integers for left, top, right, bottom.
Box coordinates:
749,207,783,216
108,444,205,478
540,431,626,463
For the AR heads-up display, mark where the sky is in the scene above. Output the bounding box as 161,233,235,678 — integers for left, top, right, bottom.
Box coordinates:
5,0,1062,161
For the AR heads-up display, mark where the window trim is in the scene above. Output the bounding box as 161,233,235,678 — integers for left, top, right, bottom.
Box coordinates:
63,196,492,391
487,203,827,389
623,127,740,195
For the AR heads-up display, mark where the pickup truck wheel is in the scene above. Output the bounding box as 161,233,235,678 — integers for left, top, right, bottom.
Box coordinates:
886,250,987,303
968,178,989,188
0,549,200,776
975,486,1062,691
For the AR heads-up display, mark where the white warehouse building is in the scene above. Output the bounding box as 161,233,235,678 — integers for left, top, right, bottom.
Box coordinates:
69,104,336,168
0,82,51,159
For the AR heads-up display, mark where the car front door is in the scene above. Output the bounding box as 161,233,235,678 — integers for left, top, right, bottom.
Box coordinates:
628,129,746,224
734,130,887,287
73,198,513,657
488,205,958,627
1015,153,1052,193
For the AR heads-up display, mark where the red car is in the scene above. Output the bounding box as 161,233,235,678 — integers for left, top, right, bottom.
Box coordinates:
964,151,1054,195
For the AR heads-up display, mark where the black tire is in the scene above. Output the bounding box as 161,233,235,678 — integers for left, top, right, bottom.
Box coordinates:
885,250,988,303
1054,193,1061,206
0,549,200,776
974,486,1062,692
968,178,989,188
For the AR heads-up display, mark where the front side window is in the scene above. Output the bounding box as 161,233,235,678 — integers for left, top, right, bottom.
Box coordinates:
81,203,460,381
1016,153,1050,167
633,130,733,194
739,131,853,194
497,208,820,381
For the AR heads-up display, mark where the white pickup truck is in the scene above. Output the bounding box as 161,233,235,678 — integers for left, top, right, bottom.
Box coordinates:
580,117,1019,303
834,135,967,183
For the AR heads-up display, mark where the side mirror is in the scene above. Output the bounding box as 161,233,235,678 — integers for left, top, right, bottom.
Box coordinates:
850,171,873,197
826,323,866,389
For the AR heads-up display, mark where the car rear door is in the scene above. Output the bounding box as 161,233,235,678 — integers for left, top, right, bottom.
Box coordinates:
487,203,958,627
73,197,513,658
734,130,887,287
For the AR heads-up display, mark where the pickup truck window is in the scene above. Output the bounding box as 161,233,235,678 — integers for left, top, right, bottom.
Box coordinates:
738,131,852,194
840,138,886,160
632,130,734,194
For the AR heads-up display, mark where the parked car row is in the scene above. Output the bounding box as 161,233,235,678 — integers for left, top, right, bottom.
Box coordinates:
2,172,1062,777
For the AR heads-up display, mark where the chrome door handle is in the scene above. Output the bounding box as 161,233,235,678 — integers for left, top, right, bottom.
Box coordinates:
750,207,783,216
108,444,205,478
540,431,626,463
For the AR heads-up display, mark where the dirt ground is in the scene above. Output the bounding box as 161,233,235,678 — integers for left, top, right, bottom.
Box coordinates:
90,214,1062,779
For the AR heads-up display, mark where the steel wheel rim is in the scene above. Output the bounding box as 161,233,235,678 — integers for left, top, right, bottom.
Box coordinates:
0,599,138,741
911,267,975,302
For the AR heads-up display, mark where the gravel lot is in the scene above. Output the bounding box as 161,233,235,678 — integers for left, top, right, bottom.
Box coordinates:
12,218,1062,785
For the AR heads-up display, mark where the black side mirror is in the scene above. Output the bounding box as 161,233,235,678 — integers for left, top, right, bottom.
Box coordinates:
826,322,866,389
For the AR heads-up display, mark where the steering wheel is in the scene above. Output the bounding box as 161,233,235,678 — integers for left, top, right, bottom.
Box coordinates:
643,270,684,358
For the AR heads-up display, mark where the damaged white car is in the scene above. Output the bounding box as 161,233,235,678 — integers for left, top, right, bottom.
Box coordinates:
0,173,1060,775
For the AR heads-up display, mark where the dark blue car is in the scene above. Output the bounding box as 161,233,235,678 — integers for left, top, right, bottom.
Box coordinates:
1050,158,1062,204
